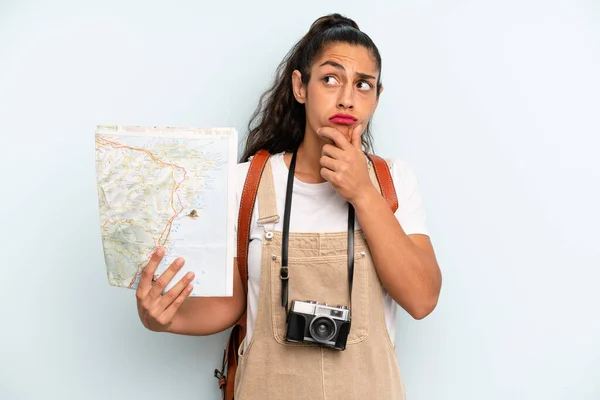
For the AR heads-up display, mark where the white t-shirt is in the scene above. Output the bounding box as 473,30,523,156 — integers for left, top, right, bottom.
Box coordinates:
234,152,428,347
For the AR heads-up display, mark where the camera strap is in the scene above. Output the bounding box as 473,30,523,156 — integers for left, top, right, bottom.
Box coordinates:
281,150,355,315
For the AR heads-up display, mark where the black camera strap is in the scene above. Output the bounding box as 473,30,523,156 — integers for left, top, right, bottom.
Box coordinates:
281,150,355,315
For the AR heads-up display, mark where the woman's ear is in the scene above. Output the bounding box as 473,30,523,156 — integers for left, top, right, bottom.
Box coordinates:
373,84,384,110
291,70,306,104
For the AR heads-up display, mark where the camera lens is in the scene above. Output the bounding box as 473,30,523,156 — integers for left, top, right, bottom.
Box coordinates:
309,316,337,343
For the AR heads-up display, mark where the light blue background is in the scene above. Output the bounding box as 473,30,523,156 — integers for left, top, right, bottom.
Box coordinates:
1,1,599,399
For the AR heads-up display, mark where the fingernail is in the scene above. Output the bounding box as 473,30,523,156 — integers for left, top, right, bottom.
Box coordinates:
186,272,195,279
176,258,185,267
156,247,164,256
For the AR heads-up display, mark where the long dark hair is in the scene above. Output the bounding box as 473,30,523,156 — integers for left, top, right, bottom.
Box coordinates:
240,13,383,162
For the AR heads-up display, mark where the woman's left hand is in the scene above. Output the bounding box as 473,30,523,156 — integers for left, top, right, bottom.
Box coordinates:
317,124,374,206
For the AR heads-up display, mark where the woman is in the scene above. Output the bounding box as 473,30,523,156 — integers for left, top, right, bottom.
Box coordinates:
135,13,442,399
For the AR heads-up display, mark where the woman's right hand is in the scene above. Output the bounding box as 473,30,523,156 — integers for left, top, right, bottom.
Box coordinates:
135,247,195,332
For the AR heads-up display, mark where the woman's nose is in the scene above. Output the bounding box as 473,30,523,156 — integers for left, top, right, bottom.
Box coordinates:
337,84,354,109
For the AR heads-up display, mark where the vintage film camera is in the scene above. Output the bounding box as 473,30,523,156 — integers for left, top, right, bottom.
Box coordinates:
285,300,351,350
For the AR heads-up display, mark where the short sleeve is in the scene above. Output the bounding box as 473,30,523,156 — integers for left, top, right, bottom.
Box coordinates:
390,160,429,236
233,187,238,255
232,161,252,255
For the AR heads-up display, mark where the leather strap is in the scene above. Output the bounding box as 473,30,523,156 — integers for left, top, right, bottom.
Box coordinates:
216,149,270,400
216,324,241,400
366,153,398,213
237,149,271,300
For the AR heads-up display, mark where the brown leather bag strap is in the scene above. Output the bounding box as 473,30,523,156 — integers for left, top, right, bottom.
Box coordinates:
223,324,242,400
237,149,271,303
365,153,398,213
217,149,270,400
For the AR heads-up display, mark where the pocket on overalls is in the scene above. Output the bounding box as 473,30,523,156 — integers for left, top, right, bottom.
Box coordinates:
269,254,369,345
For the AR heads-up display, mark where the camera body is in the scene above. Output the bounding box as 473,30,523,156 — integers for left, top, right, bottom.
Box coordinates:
285,300,351,350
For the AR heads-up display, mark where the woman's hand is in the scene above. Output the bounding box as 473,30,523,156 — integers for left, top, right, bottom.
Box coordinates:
135,247,195,332
317,124,375,206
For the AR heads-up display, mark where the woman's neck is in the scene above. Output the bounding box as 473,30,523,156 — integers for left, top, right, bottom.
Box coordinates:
284,130,327,184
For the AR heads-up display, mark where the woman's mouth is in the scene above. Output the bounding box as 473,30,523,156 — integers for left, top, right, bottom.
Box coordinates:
329,114,357,126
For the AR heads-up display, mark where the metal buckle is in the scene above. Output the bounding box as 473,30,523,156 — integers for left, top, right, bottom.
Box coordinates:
280,266,289,280
257,215,280,226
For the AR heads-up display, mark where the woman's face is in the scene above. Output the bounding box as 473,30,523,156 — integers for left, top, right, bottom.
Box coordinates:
292,42,381,142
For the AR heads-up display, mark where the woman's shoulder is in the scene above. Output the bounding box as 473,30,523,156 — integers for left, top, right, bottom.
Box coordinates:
370,155,415,186
235,159,252,196
236,152,419,188
234,152,282,196
236,158,252,177
235,152,284,182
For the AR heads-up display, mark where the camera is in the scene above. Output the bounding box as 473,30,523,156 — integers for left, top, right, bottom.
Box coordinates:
285,300,351,350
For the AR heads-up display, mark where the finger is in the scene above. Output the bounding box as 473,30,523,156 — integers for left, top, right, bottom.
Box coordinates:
321,143,345,160
148,257,185,301
350,124,364,150
320,155,340,172
158,271,195,309
320,167,336,184
137,247,165,297
317,127,352,150
159,283,194,325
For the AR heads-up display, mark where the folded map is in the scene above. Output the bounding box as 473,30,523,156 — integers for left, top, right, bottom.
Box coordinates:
95,125,237,297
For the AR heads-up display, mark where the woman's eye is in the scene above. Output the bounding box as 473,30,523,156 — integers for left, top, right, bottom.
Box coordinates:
357,81,373,91
323,76,339,85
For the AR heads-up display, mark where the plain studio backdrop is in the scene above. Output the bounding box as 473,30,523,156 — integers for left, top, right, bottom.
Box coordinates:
1,1,599,399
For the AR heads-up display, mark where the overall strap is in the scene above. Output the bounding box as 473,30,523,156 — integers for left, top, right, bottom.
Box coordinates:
256,156,280,226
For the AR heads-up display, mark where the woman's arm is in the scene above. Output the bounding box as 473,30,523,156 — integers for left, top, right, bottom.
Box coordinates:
317,125,441,319
353,188,441,319
165,259,246,335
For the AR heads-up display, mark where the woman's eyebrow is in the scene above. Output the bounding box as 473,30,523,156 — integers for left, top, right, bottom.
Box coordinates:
357,72,376,81
319,60,377,81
